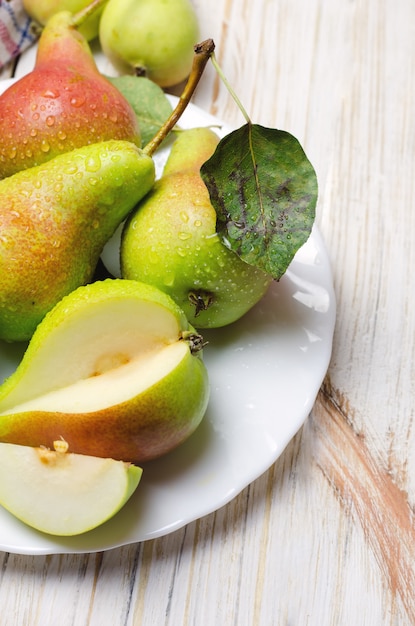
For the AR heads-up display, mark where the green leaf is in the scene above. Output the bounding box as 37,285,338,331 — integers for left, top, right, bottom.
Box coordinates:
107,75,173,147
200,123,318,280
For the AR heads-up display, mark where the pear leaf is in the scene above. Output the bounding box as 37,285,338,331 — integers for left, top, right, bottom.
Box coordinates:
107,75,173,147
200,123,318,280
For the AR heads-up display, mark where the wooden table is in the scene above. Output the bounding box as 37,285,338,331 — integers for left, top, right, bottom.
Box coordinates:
1,0,414,623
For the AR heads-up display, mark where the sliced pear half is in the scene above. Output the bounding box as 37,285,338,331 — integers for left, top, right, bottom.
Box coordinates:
0,440,142,536
0,279,209,462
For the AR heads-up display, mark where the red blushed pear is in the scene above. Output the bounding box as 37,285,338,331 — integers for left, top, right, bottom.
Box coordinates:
0,8,140,179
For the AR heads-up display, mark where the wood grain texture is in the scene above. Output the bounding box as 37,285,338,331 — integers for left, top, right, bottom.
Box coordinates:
1,0,415,624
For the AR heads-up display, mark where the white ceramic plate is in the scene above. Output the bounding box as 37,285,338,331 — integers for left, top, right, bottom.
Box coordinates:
0,77,336,555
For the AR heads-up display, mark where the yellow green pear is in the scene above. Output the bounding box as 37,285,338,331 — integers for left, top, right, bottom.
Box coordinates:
0,140,155,342
121,127,273,328
0,440,142,536
99,0,200,87
0,279,209,463
22,0,105,41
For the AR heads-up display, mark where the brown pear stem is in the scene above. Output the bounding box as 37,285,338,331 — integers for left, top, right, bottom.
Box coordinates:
143,39,216,158
71,0,109,28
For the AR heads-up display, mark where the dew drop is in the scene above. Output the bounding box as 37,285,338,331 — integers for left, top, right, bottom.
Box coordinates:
163,272,175,287
177,247,186,258
85,155,102,173
42,89,60,99
8,147,17,159
40,140,50,153
70,96,86,107
194,219,202,227
46,116,55,127
57,130,67,141
180,211,189,223
30,128,37,137
178,232,191,241
32,112,40,121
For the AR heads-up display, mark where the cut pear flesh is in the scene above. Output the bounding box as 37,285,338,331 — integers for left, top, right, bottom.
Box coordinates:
0,279,210,463
0,294,183,413
0,441,142,536
0,341,188,414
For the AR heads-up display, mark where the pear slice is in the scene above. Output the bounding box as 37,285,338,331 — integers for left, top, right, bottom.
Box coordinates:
0,440,142,536
0,279,209,463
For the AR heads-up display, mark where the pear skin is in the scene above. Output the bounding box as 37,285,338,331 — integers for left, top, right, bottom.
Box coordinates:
0,141,155,342
0,11,140,179
0,279,209,463
121,127,272,328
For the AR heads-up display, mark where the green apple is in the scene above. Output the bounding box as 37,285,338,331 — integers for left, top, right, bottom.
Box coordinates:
0,279,209,463
121,127,273,328
0,440,142,536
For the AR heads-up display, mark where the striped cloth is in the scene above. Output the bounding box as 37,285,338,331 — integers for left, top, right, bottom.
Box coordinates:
0,0,37,69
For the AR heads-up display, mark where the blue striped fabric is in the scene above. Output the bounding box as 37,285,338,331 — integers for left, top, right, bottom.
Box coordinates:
0,0,37,69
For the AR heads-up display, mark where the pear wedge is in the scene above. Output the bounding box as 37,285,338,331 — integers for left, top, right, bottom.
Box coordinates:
0,440,142,536
0,279,209,463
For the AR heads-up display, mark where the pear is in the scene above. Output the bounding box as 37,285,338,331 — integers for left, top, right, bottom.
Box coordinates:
0,140,155,342
0,440,142,536
22,0,105,41
0,278,209,463
0,10,140,179
120,127,273,329
99,0,200,88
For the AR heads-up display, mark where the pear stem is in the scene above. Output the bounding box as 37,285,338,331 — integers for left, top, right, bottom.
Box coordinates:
143,39,216,158
210,52,251,124
71,0,109,28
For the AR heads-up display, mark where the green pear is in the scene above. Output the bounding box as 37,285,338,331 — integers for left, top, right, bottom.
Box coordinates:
0,9,140,179
99,0,200,87
0,440,142,536
0,278,209,463
0,140,155,342
22,0,105,41
120,127,273,329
